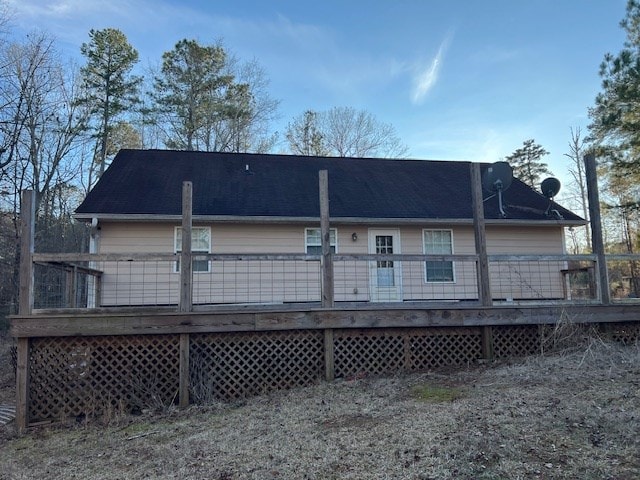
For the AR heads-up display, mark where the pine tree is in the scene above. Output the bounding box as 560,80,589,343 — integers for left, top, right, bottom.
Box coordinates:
504,139,551,189
589,0,640,179
80,28,141,183
152,39,233,151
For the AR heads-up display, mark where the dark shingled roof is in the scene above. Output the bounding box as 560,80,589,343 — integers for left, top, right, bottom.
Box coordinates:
75,149,583,223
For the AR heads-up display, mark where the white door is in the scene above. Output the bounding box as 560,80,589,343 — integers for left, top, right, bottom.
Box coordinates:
368,229,402,302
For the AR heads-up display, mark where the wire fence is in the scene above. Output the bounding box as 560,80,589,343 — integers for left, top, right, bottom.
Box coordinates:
30,253,640,311
488,255,598,303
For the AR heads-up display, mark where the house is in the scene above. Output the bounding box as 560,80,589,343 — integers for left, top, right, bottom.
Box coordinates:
73,149,585,306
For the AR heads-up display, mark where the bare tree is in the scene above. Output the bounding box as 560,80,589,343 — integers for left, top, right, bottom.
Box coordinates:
323,107,408,158
286,110,329,156
563,127,591,251
0,32,90,308
286,106,408,158
227,58,279,153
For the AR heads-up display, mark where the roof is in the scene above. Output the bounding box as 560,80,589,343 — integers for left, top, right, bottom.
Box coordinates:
75,149,584,225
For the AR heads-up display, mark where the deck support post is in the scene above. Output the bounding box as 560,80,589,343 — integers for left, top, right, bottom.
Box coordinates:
16,189,35,432
585,153,610,304
179,181,193,313
19,190,35,316
324,328,335,381
16,338,30,433
471,163,492,306
319,170,334,307
179,333,190,408
481,326,494,360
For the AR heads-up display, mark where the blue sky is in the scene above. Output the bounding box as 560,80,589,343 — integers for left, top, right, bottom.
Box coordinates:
7,0,628,189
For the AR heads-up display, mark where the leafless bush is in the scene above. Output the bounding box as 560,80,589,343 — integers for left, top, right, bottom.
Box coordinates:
129,373,178,414
189,349,218,405
540,309,603,354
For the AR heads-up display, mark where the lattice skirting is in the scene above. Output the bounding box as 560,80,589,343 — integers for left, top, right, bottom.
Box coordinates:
602,322,640,344
189,330,325,402
333,327,484,378
25,322,639,423
29,335,180,422
493,325,542,357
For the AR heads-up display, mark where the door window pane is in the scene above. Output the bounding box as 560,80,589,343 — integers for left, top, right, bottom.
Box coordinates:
376,235,394,284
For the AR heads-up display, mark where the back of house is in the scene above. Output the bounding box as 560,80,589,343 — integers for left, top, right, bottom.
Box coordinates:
74,149,584,306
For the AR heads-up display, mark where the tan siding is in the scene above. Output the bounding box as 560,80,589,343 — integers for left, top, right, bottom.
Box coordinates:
486,226,565,299
486,226,564,254
99,224,174,252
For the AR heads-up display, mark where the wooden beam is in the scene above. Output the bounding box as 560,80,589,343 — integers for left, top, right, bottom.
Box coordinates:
319,170,334,307
471,163,492,306
10,304,640,337
584,153,610,304
179,181,193,313
19,190,35,316
33,261,103,277
15,338,29,433
31,251,601,264
179,333,190,408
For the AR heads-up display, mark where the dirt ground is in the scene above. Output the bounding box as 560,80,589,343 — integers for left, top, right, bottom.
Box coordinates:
0,334,639,480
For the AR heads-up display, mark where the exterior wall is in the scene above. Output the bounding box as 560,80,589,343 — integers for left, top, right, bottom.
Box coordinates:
96,222,567,306
486,226,566,300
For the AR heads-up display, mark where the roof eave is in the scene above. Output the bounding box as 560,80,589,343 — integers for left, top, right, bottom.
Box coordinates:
73,213,586,227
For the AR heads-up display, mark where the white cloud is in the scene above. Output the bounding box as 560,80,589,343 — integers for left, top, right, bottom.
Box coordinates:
411,33,452,105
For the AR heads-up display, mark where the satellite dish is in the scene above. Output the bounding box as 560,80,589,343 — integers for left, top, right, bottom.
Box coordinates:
541,177,563,219
482,161,513,218
482,161,513,193
540,177,561,199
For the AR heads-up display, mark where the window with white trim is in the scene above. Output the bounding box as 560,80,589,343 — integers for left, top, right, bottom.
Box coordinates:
423,229,454,282
305,228,337,254
174,226,211,272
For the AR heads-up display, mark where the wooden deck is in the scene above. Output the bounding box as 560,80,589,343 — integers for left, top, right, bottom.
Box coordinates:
10,302,640,338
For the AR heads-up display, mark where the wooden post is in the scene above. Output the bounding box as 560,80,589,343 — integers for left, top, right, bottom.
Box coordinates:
179,333,190,408
16,190,35,432
319,170,334,307
16,338,30,432
179,181,193,312
65,268,73,307
70,266,77,308
95,275,102,308
19,190,35,315
481,326,494,360
324,329,335,381
584,153,610,304
471,163,492,306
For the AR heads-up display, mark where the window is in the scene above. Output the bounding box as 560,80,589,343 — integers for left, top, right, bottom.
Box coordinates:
175,226,211,272
305,228,337,254
423,229,454,282
375,234,395,286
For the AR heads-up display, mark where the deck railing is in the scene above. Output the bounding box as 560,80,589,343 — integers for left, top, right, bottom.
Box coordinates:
28,251,640,312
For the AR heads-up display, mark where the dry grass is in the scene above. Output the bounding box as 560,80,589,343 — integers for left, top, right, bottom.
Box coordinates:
0,333,15,406
1,335,639,479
